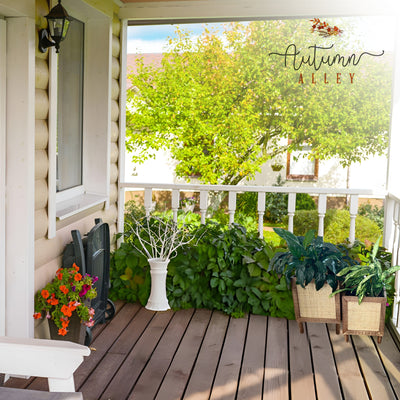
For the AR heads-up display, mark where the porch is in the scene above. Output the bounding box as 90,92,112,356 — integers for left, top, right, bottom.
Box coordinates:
4,301,400,399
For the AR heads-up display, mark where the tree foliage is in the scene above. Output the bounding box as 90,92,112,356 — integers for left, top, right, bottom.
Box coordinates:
126,19,392,184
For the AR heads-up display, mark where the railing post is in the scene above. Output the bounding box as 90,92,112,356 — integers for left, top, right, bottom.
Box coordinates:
199,191,208,225
383,196,396,252
287,193,296,233
144,188,153,217
349,194,358,244
228,192,236,225
257,192,266,239
171,189,180,223
317,194,327,238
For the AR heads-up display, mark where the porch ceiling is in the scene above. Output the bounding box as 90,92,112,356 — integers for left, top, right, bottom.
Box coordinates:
118,0,399,21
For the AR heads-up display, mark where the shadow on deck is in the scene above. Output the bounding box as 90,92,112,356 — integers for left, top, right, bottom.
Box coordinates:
5,301,400,399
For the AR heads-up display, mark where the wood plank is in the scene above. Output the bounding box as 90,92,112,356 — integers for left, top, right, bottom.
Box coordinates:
353,335,397,400
327,324,369,400
128,308,195,400
100,310,174,400
288,320,316,400
307,323,342,400
75,302,145,389
237,314,267,400
209,314,249,400
108,306,155,354
264,317,289,400
373,332,400,397
155,309,213,400
183,311,229,400
79,353,126,400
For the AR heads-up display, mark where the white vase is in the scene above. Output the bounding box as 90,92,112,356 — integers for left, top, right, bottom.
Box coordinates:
145,258,171,311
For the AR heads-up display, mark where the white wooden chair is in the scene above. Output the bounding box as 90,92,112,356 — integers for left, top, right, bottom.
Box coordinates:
0,336,90,399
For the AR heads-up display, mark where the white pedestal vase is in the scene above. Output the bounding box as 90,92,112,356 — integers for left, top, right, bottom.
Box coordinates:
146,258,170,311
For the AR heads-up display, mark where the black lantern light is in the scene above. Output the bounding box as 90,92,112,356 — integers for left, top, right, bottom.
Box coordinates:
39,0,72,53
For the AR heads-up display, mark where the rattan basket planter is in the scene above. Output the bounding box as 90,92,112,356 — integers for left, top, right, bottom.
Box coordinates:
291,279,341,334
342,293,386,343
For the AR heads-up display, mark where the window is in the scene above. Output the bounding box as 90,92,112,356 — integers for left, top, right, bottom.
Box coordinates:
287,144,318,181
48,5,112,233
56,18,84,192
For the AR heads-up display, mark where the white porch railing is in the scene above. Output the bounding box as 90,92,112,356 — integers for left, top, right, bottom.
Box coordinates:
118,182,376,242
118,182,400,339
383,192,400,334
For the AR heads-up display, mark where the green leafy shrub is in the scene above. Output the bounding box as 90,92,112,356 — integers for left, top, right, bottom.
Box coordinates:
291,209,382,244
358,203,384,229
110,221,294,320
296,193,316,210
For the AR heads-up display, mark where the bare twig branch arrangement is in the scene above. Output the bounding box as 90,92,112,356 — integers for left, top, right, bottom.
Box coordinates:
124,215,197,261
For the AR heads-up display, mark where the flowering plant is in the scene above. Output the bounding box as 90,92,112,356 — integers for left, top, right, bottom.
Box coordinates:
33,263,98,336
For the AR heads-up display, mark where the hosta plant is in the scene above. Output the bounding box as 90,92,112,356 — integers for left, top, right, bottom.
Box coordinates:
269,228,347,291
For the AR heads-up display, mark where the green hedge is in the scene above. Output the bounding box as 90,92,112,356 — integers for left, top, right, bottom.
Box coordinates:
110,222,295,319
291,209,382,244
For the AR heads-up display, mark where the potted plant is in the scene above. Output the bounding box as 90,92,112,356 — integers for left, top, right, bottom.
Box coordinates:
269,228,347,333
33,263,97,344
180,196,196,212
332,237,400,343
123,214,196,311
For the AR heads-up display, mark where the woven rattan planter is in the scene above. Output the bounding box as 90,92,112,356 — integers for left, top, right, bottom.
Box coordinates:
291,279,341,334
342,293,386,343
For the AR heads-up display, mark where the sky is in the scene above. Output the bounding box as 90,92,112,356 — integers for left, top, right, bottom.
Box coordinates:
127,17,395,54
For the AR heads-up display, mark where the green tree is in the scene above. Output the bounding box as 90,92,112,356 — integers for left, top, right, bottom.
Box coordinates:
126,19,391,185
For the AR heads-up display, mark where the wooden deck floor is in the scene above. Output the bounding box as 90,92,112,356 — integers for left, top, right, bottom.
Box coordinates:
5,301,400,400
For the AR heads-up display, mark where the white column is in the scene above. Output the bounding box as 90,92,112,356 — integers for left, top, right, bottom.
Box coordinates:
228,192,236,225
199,191,208,224
171,189,180,222
348,194,358,244
257,192,266,239
0,19,6,337
144,188,153,216
5,17,35,338
287,193,296,233
317,194,327,238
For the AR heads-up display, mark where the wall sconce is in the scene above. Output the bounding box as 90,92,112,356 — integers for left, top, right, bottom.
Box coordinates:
39,0,72,54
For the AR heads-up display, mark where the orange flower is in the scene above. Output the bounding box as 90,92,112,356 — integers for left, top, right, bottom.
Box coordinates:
68,301,77,312
33,312,42,320
61,305,72,317
74,273,82,281
58,328,68,336
47,296,59,306
56,268,63,274
57,273,63,280
41,289,50,299
72,263,80,272
59,285,69,294
61,319,70,328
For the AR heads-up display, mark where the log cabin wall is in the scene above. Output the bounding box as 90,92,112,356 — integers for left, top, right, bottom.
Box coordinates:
34,0,121,336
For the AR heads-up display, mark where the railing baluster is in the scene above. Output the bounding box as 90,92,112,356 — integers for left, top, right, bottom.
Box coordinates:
318,194,327,238
257,192,266,239
228,192,236,225
392,203,400,327
287,193,296,233
349,194,358,244
171,189,180,223
144,188,153,217
199,191,208,225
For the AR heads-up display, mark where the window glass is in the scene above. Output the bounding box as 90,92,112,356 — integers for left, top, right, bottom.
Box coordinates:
56,18,84,192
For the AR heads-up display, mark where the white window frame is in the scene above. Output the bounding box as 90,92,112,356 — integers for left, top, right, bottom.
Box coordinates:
48,0,112,236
